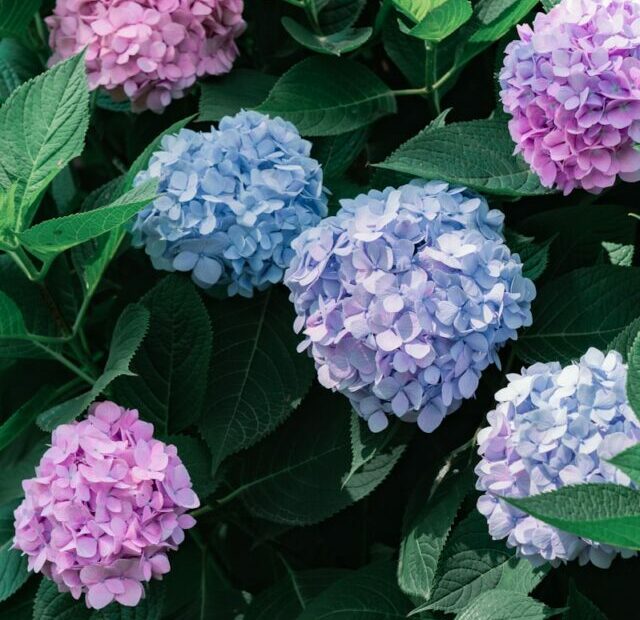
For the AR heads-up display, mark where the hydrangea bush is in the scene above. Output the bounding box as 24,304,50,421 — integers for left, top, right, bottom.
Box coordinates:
1,0,640,618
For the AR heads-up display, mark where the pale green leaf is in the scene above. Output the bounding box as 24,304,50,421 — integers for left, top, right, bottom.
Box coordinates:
113,275,212,435
199,287,314,477
19,179,157,257
257,57,396,136
0,53,89,221
33,579,91,620
602,241,634,267
374,118,548,197
398,466,472,599
455,591,558,620
609,317,640,362
416,511,548,614
516,266,640,364
504,484,640,550
406,0,472,43
199,70,276,122
347,414,414,488
36,304,150,430
0,502,28,603
282,17,371,55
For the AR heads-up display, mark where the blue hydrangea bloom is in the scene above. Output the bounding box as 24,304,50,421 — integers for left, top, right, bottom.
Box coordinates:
476,348,640,568
131,111,328,297
284,180,535,433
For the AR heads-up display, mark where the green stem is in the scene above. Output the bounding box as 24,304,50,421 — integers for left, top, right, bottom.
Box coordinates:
33,341,96,385
191,504,215,519
373,0,393,37
425,42,442,115
8,247,40,281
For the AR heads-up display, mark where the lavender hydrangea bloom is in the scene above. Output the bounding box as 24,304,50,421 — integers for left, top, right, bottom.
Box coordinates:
13,402,199,609
476,348,640,568
284,181,535,433
500,0,640,194
132,111,328,297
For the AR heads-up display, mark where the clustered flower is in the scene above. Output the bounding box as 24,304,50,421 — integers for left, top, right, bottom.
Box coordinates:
13,402,199,609
476,348,640,568
132,111,328,297
46,0,246,112
284,181,535,433
500,0,640,194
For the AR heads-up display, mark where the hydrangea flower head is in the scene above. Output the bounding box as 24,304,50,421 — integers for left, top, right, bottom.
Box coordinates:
132,111,328,297
284,181,535,433
500,0,640,194
13,402,199,609
476,348,640,568
46,0,246,112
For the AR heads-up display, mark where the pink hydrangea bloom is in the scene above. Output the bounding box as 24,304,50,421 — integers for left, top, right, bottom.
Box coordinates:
13,402,200,609
500,0,640,194
46,0,246,113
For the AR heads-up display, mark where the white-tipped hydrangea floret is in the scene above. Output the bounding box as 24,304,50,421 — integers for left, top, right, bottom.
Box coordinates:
284,180,536,433
476,347,640,568
132,110,328,297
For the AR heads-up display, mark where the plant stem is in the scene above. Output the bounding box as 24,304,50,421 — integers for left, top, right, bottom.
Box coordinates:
8,248,40,281
373,0,393,37
191,504,215,519
33,341,96,385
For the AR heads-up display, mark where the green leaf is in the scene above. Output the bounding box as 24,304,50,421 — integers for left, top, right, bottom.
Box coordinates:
19,179,157,258
314,128,368,178
383,17,427,88
415,511,548,614
519,204,637,279
627,331,640,421
199,287,314,477
455,590,559,620
541,0,560,10
0,53,89,222
0,0,40,37
347,414,414,488
163,435,215,499
608,317,640,361
374,118,548,197
245,569,349,620
123,116,195,191
36,304,150,430
0,502,28,603
0,40,40,105
563,582,606,620
297,562,411,619
282,17,372,55
516,266,640,365
317,0,367,34
199,70,276,122
406,0,472,43
33,578,92,620
391,0,434,21
0,387,51,453
227,389,406,526
257,57,396,136
504,483,640,550
0,290,28,339
602,241,634,267
504,230,552,282
398,466,472,599
113,276,212,435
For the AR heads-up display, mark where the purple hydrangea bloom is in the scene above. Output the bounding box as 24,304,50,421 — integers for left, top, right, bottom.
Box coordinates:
132,111,328,297
476,348,640,568
13,402,199,609
500,0,640,195
284,181,535,433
